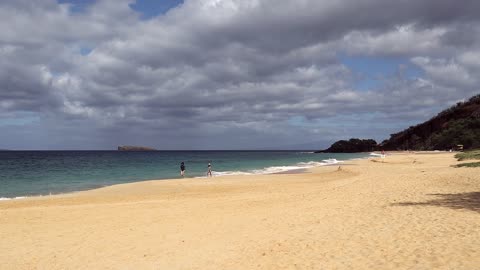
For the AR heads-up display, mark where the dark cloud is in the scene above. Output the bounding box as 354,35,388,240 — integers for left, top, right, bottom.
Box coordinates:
0,63,61,112
0,0,479,149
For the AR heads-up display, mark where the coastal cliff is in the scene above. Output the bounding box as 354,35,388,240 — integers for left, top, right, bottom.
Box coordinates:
117,146,157,151
380,94,480,151
317,94,480,153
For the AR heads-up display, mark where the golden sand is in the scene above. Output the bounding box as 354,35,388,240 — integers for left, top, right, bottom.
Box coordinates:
1,152,479,269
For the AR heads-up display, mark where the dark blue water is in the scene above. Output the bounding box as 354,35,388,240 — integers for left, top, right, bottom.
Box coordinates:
0,151,369,198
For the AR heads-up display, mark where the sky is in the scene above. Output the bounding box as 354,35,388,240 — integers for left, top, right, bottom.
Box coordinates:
0,0,479,150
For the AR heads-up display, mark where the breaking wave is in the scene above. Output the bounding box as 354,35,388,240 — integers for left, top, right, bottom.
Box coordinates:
199,158,343,178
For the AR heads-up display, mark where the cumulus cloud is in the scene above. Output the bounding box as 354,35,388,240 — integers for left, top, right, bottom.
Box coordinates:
0,0,479,149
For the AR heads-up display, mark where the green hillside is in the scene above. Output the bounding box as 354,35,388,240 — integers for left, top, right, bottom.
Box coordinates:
380,94,480,151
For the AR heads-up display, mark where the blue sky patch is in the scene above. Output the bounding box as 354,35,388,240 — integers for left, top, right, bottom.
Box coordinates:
58,0,184,18
0,113,40,127
58,0,95,13
129,0,184,20
287,116,307,127
79,47,93,56
339,55,424,90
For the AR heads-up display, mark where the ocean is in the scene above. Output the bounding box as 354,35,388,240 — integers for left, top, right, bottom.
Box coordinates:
0,151,369,199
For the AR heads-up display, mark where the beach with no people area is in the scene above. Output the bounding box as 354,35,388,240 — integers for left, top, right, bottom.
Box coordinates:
1,152,479,269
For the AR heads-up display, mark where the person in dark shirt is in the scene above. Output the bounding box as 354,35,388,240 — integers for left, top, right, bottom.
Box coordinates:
180,162,186,177
207,162,212,177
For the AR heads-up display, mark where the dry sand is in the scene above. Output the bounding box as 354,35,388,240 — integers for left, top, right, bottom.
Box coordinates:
1,152,479,269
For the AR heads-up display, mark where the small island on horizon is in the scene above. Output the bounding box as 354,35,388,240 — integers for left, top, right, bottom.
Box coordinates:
117,146,157,151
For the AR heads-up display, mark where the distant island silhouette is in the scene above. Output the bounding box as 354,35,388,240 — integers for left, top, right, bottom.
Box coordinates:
117,146,157,151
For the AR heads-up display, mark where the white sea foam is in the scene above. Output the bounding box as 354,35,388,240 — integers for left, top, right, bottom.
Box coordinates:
250,166,305,175
0,196,26,201
322,158,341,164
199,158,345,178
213,171,253,176
194,171,252,178
370,152,383,157
297,161,323,166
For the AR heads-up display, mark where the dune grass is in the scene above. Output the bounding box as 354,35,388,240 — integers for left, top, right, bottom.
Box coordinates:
455,149,480,161
455,162,480,168
454,149,480,168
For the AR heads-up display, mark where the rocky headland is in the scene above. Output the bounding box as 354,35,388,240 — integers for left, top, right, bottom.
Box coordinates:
315,138,377,153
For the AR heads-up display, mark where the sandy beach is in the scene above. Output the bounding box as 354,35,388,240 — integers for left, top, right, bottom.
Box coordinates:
0,152,479,269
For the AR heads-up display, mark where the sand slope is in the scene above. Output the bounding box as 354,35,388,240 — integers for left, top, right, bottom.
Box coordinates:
1,153,479,269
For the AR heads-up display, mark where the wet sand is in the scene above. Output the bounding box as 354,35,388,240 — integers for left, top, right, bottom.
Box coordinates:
1,152,479,269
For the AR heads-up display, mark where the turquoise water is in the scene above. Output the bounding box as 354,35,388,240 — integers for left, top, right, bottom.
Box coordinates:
0,151,369,198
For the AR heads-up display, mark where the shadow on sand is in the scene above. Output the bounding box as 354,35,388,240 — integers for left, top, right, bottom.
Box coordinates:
392,192,480,213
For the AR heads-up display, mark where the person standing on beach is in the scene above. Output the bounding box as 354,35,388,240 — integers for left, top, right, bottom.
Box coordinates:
180,162,186,177
207,162,212,177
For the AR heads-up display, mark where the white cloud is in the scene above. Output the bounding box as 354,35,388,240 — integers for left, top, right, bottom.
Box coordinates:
343,24,448,56
0,0,479,149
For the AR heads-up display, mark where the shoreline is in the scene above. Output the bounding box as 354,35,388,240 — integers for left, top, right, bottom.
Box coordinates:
0,150,459,201
0,150,456,201
0,151,463,204
0,153,370,201
0,162,344,202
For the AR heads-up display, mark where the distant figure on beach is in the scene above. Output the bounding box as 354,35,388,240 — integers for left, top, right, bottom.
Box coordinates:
180,162,186,177
381,150,386,162
207,162,212,177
